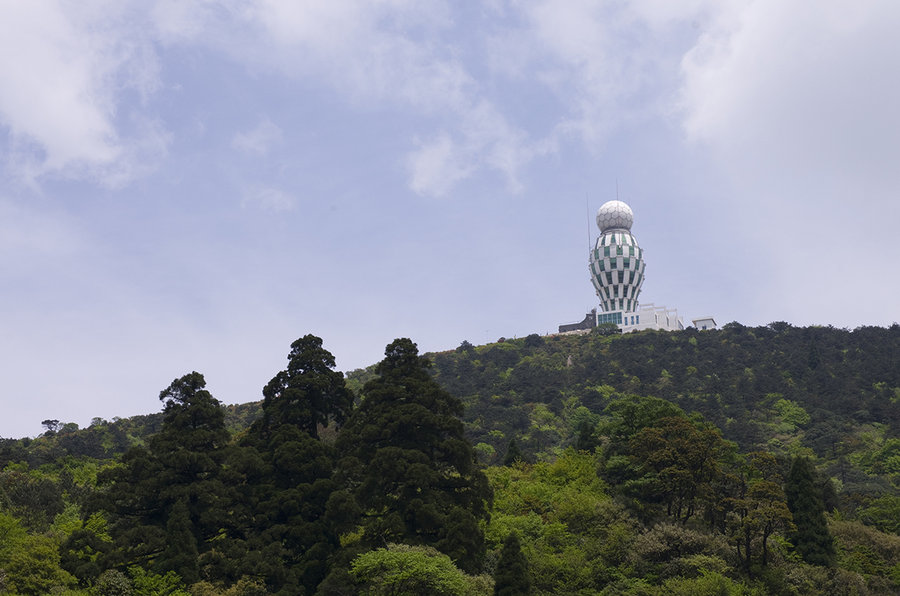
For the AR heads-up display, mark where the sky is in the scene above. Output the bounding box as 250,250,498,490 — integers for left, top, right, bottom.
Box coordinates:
1,0,899,438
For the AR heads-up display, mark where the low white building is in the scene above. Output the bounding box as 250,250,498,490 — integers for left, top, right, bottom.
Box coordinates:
598,303,684,333
691,316,717,330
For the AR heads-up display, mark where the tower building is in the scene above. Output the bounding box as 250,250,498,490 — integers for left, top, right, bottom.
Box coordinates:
559,198,687,333
589,200,645,314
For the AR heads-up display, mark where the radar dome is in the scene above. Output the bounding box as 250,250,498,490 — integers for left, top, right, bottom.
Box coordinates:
596,200,633,232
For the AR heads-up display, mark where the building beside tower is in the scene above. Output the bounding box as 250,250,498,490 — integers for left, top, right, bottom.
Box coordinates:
559,199,695,334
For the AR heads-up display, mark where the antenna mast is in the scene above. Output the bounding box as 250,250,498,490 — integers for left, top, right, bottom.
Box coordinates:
586,194,591,253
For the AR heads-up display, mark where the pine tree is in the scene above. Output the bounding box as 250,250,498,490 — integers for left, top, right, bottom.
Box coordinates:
99,372,232,579
336,338,492,573
157,499,198,584
237,335,350,593
785,457,835,566
259,334,353,440
494,533,530,596
504,439,524,466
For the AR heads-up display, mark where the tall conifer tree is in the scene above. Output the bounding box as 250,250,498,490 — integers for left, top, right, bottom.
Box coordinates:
785,457,835,566
259,334,353,440
238,335,351,593
494,533,530,596
99,372,231,578
335,338,492,573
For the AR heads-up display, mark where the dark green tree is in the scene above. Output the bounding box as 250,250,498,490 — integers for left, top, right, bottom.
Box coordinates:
157,499,199,584
335,338,492,574
259,334,353,440
233,335,351,594
494,533,530,596
574,420,599,453
98,372,232,581
456,340,476,355
503,439,524,466
523,333,544,348
593,322,621,336
785,457,835,566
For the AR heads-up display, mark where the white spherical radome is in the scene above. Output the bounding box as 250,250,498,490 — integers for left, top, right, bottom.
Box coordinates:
596,200,633,232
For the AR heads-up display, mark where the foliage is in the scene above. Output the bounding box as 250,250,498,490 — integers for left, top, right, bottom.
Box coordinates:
2,325,900,595
727,451,795,571
786,457,835,566
128,566,190,596
486,450,634,594
258,334,353,440
98,372,233,582
336,338,492,574
349,543,491,596
858,495,900,534
658,570,758,596
0,527,76,595
493,533,530,596
95,569,133,595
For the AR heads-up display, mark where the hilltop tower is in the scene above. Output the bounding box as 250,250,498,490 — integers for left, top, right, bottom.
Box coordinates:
559,198,687,333
589,200,645,315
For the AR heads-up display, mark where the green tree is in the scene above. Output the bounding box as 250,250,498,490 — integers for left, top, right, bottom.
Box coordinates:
503,439,524,466
574,419,599,453
858,495,900,534
0,531,76,595
785,457,835,566
493,533,530,596
594,322,621,336
95,569,134,596
157,499,199,584
259,334,353,440
128,566,190,596
336,338,492,573
349,544,490,596
628,416,728,523
231,336,352,594
99,372,232,582
728,452,794,571
600,395,685,456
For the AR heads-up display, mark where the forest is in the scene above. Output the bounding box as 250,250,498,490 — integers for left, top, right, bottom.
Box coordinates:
0,322,898,595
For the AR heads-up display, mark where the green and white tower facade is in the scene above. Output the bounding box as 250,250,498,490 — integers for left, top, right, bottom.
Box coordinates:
558,198,689,333
589,200,645,320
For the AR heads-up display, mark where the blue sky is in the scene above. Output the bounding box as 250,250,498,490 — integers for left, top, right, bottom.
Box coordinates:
2,0,899,437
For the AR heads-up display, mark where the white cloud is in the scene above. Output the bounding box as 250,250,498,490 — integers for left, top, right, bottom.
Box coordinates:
232,118,283,155
0,1,167,186
406,134,471,198
247,1,539,196
156,0,546,198
676,0,900,326
680,0,900,195
242,185,297,212
487,0,708,147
